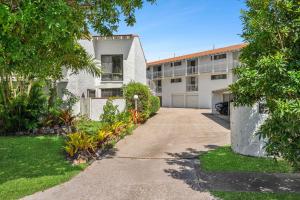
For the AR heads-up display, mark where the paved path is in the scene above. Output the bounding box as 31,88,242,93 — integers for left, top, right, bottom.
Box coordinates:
24,108,230,200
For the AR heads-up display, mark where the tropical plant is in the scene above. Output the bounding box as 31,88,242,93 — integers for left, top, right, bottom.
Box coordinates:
150,95,160,116
230,0,300,168
123,82,152,122
65,132,96,158
59,109,76,127
0,81,48,133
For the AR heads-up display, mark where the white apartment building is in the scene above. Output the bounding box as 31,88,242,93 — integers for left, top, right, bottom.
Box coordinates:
147,44,246,111
58,34,147,119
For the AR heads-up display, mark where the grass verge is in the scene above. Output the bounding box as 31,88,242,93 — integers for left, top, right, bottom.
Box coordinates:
200,146,295,173
211,191,300,200
0,136,86,200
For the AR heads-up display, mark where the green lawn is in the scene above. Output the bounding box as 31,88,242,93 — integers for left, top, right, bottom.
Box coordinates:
200,147,299,200
200,146,295,173
212,191,300,200
0,136,86,200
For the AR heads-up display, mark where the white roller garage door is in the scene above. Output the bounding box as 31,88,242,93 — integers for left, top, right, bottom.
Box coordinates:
172,94,184,108
186,94,199,108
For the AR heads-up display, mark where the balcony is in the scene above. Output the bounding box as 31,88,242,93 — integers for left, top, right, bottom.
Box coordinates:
174,67,186,76
146,60,239,80
186,84,198,92
213,60,228,72
187,66,198,75
101,73,123,81
153,71,162,79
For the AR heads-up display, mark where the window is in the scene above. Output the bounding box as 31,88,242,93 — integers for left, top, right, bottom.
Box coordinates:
211,54,227,60
153,65,162,72
171,78,182,83
173,61,182,66
211,74,227,80
157,80,162,86
187,59,196,67
186,77,198,91
101,88,123,98
101,55,123,81
87,89,96,98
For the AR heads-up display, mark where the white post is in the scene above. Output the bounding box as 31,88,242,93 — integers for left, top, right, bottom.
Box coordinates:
133,95,139,111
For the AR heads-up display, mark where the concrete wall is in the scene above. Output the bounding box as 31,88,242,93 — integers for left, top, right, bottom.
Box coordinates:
150,51,236,109
160,73,232,108
230,103,268,157
60,39,97,114
57,36,147,117
198,73,233,108
81,98,126,121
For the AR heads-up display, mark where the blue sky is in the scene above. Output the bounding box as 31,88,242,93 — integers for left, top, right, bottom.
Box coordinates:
115,0,246,62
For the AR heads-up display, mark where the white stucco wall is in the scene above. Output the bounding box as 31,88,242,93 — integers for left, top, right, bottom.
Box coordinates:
149,51,237,109
57,35,147,117
159,73,232,108
230,103,268,157
198,73,233,108
133,37,147,84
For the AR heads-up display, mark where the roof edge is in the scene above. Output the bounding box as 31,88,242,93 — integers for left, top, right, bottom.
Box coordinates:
147,43,247,66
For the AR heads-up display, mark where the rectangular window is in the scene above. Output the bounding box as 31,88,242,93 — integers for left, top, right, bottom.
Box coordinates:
173,61,182,66
87,89,96,98
171,78,182,83
211,54,227,60
153,65,162,72
211,74,227,80
186,76,198,91
101,88,123,98
101,55,123,81
187,59,196,67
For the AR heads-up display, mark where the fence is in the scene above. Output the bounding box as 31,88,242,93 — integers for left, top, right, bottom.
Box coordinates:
80,98,126,121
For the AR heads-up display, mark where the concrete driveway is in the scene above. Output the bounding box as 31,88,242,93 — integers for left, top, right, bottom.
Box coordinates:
24,108,230,200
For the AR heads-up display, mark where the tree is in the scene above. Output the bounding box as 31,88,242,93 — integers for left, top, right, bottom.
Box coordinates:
0,0,154,132
230,0,300,168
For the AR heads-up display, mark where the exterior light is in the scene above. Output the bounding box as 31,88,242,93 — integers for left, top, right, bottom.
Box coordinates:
133,95,139,111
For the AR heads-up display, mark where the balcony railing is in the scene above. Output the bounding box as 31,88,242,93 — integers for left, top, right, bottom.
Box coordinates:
187,66,198,75
153,71,162,79
186,84,198,92
146,60,239,80
174,67,186,76
102,73,123,81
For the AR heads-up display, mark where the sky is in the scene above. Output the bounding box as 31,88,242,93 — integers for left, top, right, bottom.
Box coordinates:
115,0,246,62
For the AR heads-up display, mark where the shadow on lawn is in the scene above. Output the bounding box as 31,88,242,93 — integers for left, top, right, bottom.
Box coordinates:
0,136,83,185
164,146,220,192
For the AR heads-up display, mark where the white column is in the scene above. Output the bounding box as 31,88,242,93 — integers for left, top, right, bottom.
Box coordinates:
185,60,188,76
212,55,215,73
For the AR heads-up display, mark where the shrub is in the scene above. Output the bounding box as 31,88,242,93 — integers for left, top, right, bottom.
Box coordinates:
150,95,160,116
75,116,104,135
123,82,151,122
100,99,119,124
0,81,48,133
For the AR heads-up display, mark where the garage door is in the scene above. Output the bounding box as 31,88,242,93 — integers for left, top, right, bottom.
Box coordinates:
186,94,199,108
172,94,184,108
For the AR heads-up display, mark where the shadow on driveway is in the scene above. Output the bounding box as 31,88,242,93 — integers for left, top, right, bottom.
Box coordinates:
164,147,300,194
201,113,230,130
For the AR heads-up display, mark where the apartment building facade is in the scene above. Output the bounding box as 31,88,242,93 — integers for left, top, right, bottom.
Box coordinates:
58,34,147,119
147,44,246,110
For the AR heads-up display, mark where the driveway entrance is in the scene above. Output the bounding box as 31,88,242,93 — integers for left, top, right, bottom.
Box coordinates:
24,108,230,200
